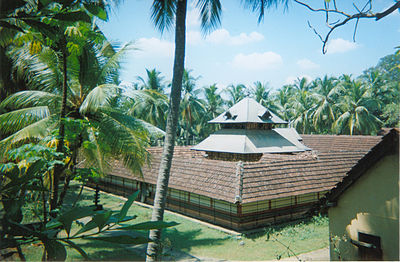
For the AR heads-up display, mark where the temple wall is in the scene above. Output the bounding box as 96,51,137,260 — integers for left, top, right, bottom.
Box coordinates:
88,174,326,230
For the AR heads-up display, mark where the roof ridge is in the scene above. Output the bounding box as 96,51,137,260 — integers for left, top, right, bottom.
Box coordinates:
235,161,244,203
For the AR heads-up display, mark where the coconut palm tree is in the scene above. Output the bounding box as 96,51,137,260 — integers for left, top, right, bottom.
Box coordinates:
146,1,288,260
129,90,169,131
203,84,224,118
0,0,114,210
130,69,169,130
137,68,166,93
179,69,205,145
289,78,315,133
273,84,295,121
251,81,279,112
360,68,394,117
145,1,190,259
311,76,339,133
225,84,248,106
199,84,224,138
0,31,155,208
333,75,381,135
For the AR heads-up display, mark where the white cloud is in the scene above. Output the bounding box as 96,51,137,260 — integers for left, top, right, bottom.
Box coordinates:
297,59,319,70
133,37,174,58
326,38,359,54
231,52,283,71
187,30,202,45
206,28,264,45
284,75,313,85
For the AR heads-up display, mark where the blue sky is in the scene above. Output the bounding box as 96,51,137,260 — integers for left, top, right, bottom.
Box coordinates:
98,0,400,90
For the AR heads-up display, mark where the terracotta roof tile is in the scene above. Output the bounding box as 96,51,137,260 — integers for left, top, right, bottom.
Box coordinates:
107,135,382,203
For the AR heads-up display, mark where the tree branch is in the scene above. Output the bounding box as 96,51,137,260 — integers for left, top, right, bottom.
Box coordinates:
294,0,400,54
376,1,400,20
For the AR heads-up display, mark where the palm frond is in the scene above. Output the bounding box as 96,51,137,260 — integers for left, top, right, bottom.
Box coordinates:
79,84,119,115
8,45,62,93
0,27,17,47
196,0,222,34
100,42,135,84
124,88,156,104
81,116,110,175
135,119,166,139
0,114,58,156
96,110,151,175
73,40,102,95
242,0,289,23
151,0,176,33
0,106,50,137
0,91,64,112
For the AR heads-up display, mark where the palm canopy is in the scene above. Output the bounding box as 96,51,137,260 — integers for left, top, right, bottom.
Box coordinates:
225,84,248,107
137,68,166,93
272,84,295,121
311,76,339,133
198,84,224,139
203,83,224,119
251,81,280,113
333,75,381,135
0,31,161,175
128,69,169,131
128,89,169,131
290,78,315,133
179,69,205,144
151,0,288,33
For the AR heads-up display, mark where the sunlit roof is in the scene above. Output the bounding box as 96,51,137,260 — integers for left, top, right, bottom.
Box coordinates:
209,97,287,124
192,128,310,154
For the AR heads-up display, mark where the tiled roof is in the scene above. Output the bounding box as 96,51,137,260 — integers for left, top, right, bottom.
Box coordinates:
108,134,382,204
324,128,399,204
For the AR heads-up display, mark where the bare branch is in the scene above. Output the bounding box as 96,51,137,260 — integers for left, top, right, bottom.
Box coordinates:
376,1,400,20
294,0,400,54
293,0,350,17
353,3,361,14
353,18,360,42
307,21,324,42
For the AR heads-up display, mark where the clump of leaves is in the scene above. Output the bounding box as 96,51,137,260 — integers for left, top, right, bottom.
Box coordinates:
0,143,178,261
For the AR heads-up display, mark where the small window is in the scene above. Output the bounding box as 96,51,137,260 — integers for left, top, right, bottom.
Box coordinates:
351,232,382,261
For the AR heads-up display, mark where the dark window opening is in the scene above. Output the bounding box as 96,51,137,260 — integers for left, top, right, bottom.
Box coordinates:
351,232,383,261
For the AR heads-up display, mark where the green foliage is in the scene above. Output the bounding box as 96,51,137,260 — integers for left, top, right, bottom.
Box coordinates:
381,103,400,127
0,42,152,174
127,52,398,144
0,145,178,260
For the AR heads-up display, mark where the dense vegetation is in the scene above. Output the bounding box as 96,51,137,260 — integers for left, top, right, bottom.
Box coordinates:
127,53,399,145
0,0,398,260
0,1,168,260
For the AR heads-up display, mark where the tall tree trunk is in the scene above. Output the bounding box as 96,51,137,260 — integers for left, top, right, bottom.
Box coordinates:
146,0,187,260
50,37,68,212
57,149,77,207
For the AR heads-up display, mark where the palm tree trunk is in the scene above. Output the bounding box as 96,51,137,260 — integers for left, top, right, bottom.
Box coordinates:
50,37,68,212
57,149,77,207
146,0,187,260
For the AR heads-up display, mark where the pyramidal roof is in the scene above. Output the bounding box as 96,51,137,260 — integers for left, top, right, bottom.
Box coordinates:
191,128,310,154
209,97,287,124
192,98,310,155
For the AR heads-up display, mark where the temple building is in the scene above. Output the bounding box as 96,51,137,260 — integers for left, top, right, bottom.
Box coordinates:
94,98,382,230
192,97,310,161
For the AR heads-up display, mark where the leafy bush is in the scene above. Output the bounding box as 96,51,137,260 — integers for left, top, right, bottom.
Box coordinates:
0,143,177,260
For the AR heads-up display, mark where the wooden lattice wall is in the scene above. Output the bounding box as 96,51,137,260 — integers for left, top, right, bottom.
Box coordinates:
88,174,327,230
